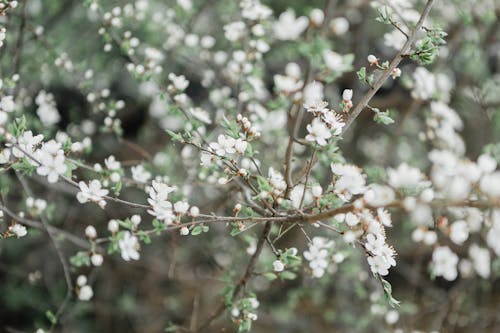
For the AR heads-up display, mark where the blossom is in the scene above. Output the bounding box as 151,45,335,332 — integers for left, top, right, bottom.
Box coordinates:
147,181,175,224
479,172,500,198
273,260,285,272
168,73,189,91
323,50,345,72
119,231,140,261
35,140,67,183
449,220,469,245
274,74,303,94
367,255,390,276
387,163,425,189
224,21,246,42
78,285,94,301
305,118,331,146
131,165,151,183
331,163,366,197
104,155,121,170
10,224,27,238
173,201,189,214
469,244,490,279
209,134,236,156
273,10,308,41
364,184,395,207
342,89,353,102
35,90,60,126
77,180,109,208
11,131,44,158
432,246,459,281
304,237,334,278
0,95,15,112
322,111,345,135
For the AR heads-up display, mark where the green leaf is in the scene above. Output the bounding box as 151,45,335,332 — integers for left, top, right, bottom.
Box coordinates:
263,272,278,281
165,130,183,142
357,67,367,83
45,310,57,325
137,231,151,244
69,251,91,267
280,271,297,280
191,225,203,235
381,278,401,307
373,109,395,125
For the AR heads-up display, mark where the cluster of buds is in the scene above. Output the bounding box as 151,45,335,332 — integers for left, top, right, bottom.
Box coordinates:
237,114,261,138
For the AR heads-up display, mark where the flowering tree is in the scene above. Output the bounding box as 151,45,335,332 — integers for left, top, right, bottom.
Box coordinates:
1,0,499,332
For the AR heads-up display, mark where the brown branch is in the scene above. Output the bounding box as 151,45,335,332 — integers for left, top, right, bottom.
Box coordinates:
195,221,272,332
343,0,435,132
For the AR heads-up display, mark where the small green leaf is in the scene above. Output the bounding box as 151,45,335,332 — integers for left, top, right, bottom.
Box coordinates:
45,310,57,325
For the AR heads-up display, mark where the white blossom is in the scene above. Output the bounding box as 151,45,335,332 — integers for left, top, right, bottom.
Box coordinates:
432,246,459,281
77,180,108,208
119,231,140,261
273,10,308,40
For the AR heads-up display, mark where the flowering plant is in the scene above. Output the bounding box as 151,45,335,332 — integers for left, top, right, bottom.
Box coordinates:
1,0,499,332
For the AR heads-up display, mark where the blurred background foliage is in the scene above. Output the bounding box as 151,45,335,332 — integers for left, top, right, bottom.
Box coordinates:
0,0,499,332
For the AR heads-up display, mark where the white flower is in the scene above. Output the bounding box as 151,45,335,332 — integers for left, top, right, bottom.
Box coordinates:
304,100,328,114
345,212,360,227
35,91,60,126
241,0,272,20
268,167,286,193
480,172,500,198
274,74,303,94
180,226,190,235
322,111,345,135
290,184,312,209
210,134,236,156
487,210,500,256
0,95,15,112
323,50,345,72
273,10,308,40
174,201,189,214
168,73,189,91
449,220,469,245
311,184,322,198
108,219,119,233
273,260,285,272
131,165,151,183
224,21,246,42
304,237,334,278
12,131,44,158
35,140,67,183
104,155,121,170
91,253,103,266
342,89,353,101
310,8,324,26
367,255,390,276
147,181,176,224
377,208,392,227
85,225,97,238
432,246,459,281
119,231,140,261
78,285,93,301
469,244,490,279
306,118,331,146
411,67,436,100
11,224,27,238
387,163,425,189
330,17,349,35
477,154,497,174
331,163,366,197
0,149,11,164
234,138,248,154
365,233,385,256
77,180,109,207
